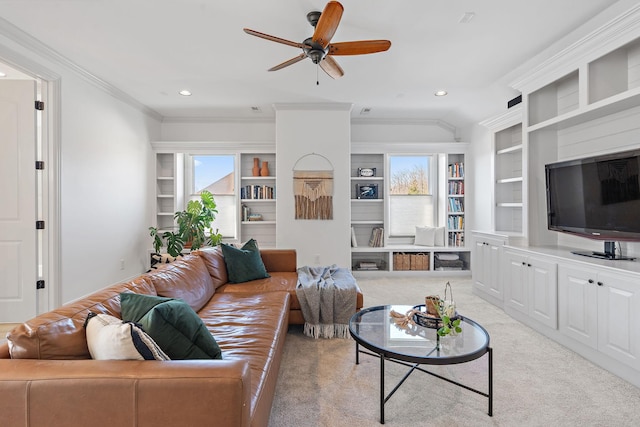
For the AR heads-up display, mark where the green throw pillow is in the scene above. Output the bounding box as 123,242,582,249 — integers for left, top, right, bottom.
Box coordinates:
220,239,270,283
120,293,222,360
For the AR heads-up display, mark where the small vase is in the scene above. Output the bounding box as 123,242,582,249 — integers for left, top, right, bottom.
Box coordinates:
260,161,269,176
252,158,260,176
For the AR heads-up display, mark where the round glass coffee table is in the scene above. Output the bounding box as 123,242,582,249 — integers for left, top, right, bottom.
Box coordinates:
349,305,493,424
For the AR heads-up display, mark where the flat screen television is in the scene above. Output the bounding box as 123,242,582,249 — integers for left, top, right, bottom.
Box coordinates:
545,148,640,260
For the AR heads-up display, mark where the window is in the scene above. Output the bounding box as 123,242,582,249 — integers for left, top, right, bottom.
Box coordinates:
388,155,436,236
189,155,236,239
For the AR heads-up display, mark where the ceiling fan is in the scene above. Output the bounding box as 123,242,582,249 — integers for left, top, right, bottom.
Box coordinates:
243,1,391,79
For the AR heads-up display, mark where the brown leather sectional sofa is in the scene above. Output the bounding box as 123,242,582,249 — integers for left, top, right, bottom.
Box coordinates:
0,248,362,427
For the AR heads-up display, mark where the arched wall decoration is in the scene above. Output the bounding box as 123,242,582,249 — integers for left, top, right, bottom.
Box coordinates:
292,152,334,220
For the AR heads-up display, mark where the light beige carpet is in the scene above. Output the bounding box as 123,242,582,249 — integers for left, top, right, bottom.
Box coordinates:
269,276,640,426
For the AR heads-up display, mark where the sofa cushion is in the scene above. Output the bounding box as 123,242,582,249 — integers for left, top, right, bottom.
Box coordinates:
84,312,169,361
220,239,270,283
120,293,222,360
195,246,228,289
145,254,215,312
7,277,157,360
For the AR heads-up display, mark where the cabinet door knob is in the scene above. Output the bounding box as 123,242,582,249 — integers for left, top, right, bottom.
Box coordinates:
522,261,526,266
588,279,594,284
527,263,531,267
597,281,604,286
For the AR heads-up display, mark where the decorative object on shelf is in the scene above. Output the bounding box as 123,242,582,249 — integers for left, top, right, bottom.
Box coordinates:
248,213,263,221
149,190,223,257
356,260,379,270
368,227,384,247
357,183,378,199
252,157,260,176
292,152,334,220
351,226,358,247
260,160,269,176
358,167,376,177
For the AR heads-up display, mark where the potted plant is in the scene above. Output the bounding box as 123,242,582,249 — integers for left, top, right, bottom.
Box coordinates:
149,190,223,258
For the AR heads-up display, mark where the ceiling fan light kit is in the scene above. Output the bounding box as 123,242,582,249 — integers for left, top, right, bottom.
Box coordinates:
243,1,391,80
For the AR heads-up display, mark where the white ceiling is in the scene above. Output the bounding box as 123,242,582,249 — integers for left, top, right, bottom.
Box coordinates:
0,0,628,128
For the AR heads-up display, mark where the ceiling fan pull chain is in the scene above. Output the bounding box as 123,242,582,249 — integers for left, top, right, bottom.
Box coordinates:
316,64,320,85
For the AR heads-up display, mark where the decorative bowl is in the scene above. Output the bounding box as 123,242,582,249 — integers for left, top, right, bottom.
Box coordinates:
412,304,460,329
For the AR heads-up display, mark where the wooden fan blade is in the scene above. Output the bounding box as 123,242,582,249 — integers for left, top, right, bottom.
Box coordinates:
244,28,309,49
328,40,391,56
312,1,344,48
269,53,307,71
320,56,344,79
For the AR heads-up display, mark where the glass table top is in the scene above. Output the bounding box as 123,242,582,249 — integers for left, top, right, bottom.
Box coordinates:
349,305,490,365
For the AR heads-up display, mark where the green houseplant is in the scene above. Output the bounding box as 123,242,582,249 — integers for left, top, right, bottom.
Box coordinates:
149,190,223,257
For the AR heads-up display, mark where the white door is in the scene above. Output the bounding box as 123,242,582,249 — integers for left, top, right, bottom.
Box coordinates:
0,80,37,321
472,239,488,293
597,271,640,369
558,265,598,349
487,241,502,299
528,256,557,329
503,250,528,315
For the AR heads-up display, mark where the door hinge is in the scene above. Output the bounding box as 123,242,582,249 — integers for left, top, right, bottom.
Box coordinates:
36,220,45,230
35,100,45,111
36,161,45,170
36,280,45,289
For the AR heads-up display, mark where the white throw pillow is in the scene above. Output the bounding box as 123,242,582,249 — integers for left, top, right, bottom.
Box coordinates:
415,226,436,246
435,227,446,246
85,312,169,361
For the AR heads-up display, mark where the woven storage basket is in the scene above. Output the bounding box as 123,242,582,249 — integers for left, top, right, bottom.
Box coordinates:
410,253,429,270
393,252,410,271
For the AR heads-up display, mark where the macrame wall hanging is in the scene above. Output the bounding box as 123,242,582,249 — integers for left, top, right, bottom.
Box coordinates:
292,153,334,220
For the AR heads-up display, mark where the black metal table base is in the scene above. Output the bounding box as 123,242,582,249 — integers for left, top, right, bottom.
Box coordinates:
356,342,493,424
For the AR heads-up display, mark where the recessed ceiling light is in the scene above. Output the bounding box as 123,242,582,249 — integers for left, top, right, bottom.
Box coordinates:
178,90,192,96
459,12,475,24
435,90,448,97
0,71,6,78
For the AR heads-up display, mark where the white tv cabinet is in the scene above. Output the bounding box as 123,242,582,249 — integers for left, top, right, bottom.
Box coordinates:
473,239,640,388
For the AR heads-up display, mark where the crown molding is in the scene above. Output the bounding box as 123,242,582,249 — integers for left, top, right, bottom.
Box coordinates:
510,4,640,93
161,116,275,124
351,117,457,136
0,17,163,122
351,140,469,154
151,140,275,152
479,105,522,132
273,102,353,111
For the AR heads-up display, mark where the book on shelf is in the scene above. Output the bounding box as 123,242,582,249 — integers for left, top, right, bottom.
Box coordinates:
448,198,464,212
447,215,464,230
368,227,384,247
448,162,464,178
240,185,275,200
448,180,464,195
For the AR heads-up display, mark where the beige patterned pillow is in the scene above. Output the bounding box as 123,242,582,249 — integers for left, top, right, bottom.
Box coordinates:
84,312,169,360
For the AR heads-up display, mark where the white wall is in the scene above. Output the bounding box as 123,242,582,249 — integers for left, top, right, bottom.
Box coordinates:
0,33,161,305
275,104,351,268
60,79,160,303
161,119,275,142
467,123,493,232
